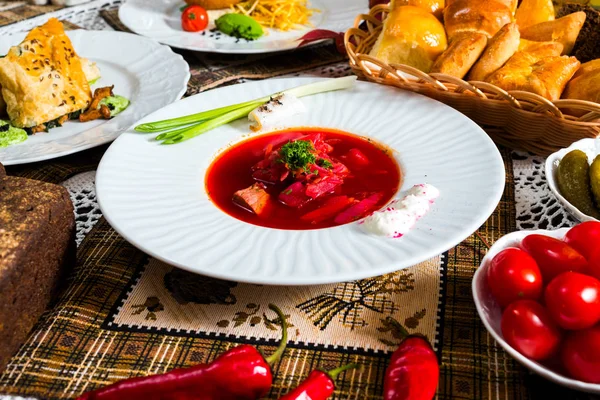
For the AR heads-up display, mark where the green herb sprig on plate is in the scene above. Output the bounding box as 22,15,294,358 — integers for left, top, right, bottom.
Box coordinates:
134,76,357,145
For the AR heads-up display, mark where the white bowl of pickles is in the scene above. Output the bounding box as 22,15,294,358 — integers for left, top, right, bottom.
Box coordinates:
546,138,600,222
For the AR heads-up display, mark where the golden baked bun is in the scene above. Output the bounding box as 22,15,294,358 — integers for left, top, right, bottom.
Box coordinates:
572,58,600,79
391,0,445,19
431,32,488,78
518,39,564,56
443,0,513,40
185,0,241,9
487,52,580,100
520,12,586,55
515,0,555,30
563,69,600,109
369,6,448,72
468,22,520,81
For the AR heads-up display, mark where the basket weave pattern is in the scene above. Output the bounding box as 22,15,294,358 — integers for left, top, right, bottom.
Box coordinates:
344,5,600,156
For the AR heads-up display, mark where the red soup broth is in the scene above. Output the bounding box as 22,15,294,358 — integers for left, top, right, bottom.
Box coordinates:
205,128,402,230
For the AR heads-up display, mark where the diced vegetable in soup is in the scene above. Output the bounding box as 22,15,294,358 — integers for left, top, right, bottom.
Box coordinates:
205,128,402,230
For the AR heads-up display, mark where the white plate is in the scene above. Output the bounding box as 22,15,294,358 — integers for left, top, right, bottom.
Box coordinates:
118,0,366,54
0,30,190,166
96,77,505,285
473,228,600,395
545,138,600,222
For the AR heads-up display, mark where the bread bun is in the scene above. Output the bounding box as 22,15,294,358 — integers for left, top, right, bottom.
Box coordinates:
391,0,445,19
369,6,448,72
562,69,600,112
487,52,580,101
518,39,564,56
468,22,520,81
572,58,600,79
431,32,487,78
520,12,586,55
515,0,555,30
185,0,241,10
443,0,513,40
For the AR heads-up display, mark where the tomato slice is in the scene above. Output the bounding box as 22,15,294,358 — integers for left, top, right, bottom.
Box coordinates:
487,248,543,308
520,234,588,282
501,300,562,361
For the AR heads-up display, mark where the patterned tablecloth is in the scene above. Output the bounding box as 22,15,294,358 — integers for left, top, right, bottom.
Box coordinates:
0,1,593,399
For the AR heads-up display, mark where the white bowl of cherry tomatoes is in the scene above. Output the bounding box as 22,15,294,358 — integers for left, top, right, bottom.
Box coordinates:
472,222,600,394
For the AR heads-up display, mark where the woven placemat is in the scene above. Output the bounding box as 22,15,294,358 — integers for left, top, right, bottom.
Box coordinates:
0,149,542,400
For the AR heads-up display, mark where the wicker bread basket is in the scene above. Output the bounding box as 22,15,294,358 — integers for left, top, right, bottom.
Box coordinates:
344,5,600,156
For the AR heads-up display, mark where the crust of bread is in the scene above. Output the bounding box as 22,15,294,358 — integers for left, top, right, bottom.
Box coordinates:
391,0,445,19
572,58,600,79
468,22,520,81
370,6,447,72
520,11,586,55
430,32,488,78
515,0,555,30
486,52,580,100
562,69,600,106
184,0,241,9
443,0,513,40
0,18,91,128
518,39,564,56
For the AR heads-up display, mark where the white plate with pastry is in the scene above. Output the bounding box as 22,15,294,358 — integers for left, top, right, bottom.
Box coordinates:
118,0,366,54
0,19,189,166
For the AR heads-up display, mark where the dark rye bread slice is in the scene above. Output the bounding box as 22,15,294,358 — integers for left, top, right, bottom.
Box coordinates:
556,3,600,63
0,163,75,372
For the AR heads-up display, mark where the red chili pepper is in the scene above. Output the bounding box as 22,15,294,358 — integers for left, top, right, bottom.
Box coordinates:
297,29,346,55
77,304,288,400
383,326,439,400
278,363,359,400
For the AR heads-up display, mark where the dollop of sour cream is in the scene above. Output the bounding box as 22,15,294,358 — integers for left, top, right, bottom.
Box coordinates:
361,184,440,238
249,93,306,132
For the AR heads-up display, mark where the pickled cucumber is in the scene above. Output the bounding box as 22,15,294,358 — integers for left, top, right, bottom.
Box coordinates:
590,155,600,208
557,150,600,219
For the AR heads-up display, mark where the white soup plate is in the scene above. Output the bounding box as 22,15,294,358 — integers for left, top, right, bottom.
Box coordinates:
96,77,506,285
0,30,190,165
473,228,600,395
119,0,366,54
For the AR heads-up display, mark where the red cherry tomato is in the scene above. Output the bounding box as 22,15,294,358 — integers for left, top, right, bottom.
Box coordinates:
564,221,600,260
521,234,588,282
561,325,600,383
501,300,562,360
181,5,208,32
588,250,600,281
544,272,600,330
487,248,543,308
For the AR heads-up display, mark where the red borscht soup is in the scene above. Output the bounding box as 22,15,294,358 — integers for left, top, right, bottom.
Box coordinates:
205,128,401,230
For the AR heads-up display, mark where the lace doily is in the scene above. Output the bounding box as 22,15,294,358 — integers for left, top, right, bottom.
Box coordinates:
61,171,101,246
512,151,576,231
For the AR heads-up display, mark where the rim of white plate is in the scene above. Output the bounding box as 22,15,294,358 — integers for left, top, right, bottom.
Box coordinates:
0,29,190,165
118,0,366,54
97,77,506,285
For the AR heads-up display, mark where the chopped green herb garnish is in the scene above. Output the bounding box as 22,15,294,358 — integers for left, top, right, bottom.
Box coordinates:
283,189,292,195
278,140,316,173
317,158,333,169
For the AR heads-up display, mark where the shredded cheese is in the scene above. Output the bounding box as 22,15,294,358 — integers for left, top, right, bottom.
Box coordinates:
231,0,319,31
